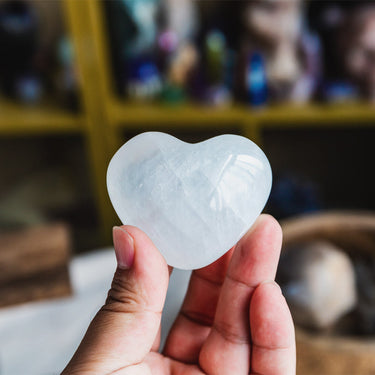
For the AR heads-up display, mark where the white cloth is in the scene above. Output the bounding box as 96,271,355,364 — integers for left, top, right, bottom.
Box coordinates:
0,249,191,375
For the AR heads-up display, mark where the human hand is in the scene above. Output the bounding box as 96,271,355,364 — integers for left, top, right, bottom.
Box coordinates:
62,214,295,375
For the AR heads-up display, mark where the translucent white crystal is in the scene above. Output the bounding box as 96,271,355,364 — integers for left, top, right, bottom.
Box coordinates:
107,132,272,270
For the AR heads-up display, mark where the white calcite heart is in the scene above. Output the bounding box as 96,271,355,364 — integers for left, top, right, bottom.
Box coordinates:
107,132,272,270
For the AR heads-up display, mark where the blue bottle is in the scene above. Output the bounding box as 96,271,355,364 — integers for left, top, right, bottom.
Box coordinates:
247,52,267,107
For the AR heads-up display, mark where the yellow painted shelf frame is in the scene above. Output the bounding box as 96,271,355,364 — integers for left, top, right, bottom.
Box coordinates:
0,99,83,135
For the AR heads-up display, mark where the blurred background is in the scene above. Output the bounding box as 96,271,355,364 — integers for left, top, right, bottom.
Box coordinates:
1,0,375,374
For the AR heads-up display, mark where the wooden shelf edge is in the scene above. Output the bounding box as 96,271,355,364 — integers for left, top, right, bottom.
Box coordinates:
108,101,375,129
0,101,85,135
110,101,244,128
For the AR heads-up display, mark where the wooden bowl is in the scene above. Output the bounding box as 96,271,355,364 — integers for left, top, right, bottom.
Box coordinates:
280,211,375,375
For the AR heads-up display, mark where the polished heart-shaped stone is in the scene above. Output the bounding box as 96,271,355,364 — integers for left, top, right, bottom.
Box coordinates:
107,132,272,270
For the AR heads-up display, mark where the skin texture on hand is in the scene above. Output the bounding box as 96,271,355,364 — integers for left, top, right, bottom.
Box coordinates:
62,214,296,375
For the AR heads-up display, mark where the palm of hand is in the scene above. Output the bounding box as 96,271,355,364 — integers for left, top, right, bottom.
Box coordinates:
62,216,295,375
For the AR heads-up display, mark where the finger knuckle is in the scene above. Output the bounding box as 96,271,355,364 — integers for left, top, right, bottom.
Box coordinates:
104,270,146,313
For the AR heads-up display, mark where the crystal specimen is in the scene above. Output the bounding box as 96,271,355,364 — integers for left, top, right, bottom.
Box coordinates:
107,132,272,270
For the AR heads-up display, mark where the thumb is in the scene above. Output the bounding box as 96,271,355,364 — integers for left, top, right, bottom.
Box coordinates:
62,226,169,375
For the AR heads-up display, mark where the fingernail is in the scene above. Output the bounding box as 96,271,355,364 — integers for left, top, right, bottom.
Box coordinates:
260,280,282,294
244,214,267,238
252,214,268,230
113,226,135,269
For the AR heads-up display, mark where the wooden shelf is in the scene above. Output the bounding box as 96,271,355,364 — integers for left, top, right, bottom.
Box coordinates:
0,99,84,135
109,100,243,128
255,103,375,126
109,101,375,129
